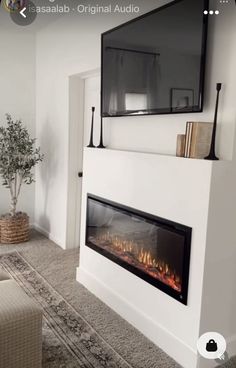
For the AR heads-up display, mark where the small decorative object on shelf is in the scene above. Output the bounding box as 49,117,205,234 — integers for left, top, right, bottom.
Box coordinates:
176,134,185,157
205,83,222,161
97,117,106,149
87,106,95,148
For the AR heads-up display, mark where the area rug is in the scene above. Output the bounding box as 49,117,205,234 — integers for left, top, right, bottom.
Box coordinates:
0,252,132,368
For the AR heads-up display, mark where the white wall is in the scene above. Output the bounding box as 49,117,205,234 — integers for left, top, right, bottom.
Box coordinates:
35,0,170,248
1,1,233,366
35,0,236,248
197,8,236,366
92,2,236,160
0,31,36,221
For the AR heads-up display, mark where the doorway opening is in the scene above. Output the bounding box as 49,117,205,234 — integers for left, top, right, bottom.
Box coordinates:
66,69,100,249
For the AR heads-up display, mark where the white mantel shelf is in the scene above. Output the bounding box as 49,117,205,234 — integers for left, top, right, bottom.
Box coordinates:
77,147,236,368
85,146,227,164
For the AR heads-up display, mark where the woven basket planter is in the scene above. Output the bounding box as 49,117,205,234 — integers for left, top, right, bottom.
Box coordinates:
0,212,29,244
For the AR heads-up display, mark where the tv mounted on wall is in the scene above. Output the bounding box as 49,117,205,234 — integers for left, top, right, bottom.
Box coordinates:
101,0,209,117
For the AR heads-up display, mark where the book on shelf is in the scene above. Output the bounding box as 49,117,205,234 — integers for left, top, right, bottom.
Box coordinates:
176,134,186,157
184,122,213,159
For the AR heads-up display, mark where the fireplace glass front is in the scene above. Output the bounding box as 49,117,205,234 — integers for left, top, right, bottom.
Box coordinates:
86,194,192,304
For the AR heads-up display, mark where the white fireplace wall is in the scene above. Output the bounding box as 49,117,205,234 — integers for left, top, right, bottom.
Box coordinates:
77,148,214,368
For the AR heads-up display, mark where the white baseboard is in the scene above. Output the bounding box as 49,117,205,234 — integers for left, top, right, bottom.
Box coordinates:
77,266,198,368
32,223,65,249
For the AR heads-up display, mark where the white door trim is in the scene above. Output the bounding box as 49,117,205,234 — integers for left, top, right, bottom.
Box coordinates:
66,68,100,249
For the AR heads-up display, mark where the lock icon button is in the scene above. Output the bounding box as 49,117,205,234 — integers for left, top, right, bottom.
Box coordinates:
206,339,218,352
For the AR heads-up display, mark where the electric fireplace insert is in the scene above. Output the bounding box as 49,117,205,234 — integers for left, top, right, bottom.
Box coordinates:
86,194,192,304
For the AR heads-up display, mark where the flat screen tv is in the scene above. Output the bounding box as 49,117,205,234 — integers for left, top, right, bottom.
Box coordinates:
101,0,209,117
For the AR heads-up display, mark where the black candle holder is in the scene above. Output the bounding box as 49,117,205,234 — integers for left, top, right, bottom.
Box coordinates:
87,106,95,148
97,117,106,149
205,83,222,161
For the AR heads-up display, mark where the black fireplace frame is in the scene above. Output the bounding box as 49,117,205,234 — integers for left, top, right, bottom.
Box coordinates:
85,194,192,305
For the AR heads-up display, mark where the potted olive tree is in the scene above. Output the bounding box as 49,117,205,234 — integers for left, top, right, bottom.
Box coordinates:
0,114,43,244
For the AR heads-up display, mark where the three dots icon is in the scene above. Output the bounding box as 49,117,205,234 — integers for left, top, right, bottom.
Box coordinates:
204,10,220,15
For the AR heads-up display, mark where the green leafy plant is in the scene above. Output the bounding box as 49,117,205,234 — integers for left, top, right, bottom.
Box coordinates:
0,114,43,217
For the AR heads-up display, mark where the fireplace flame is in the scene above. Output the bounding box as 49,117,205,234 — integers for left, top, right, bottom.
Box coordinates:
95,232,181,292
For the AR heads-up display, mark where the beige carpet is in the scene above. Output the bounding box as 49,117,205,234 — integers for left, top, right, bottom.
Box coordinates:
0,230,234,368
0,252,135,367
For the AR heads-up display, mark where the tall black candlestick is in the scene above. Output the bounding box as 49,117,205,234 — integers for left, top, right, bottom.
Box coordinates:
97,117,106,149
205,83,222,161
87,106,95,148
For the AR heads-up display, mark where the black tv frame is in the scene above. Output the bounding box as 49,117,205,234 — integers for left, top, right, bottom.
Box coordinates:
101,0,209,118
